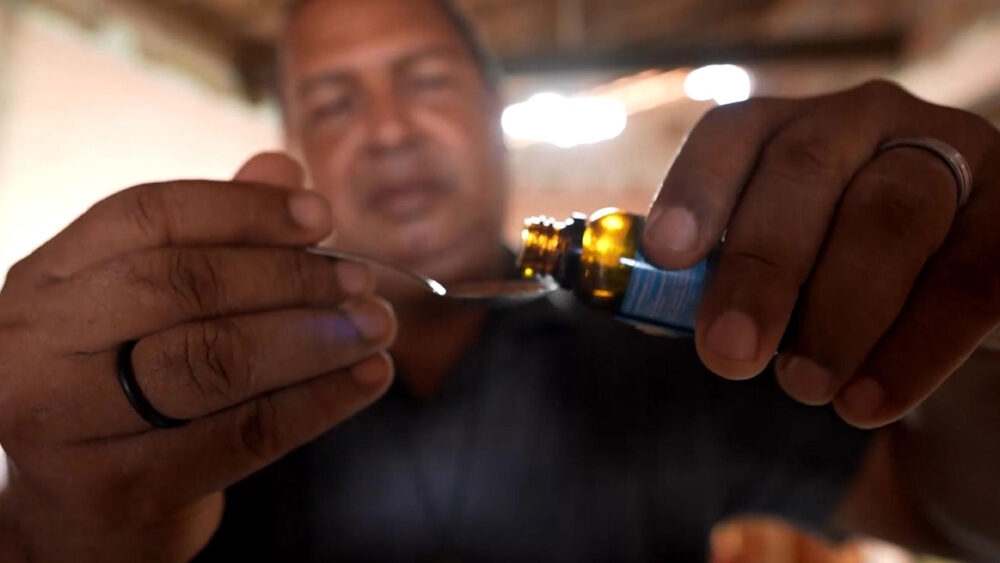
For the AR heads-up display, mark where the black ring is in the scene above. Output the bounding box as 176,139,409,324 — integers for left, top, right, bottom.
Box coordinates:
117,340,189,429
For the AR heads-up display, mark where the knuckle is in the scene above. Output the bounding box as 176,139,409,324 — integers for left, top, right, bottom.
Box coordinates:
665,158,732,209
119,183,170,242
236,395,284,464
280,251,344,305
2,256,61,291
105,252,174,311
699,101,743,127
723,244,807,290
769,131,839,177
698,97,770,130
858,78,908,101
104,252,146,286
283,250,313,302
165,250,226,314
956,108,1000,167
3,258,35,287
181,319,258,406
857,157,953,247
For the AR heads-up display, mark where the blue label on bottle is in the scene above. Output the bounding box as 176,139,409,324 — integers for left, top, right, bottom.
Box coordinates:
618,247,710,335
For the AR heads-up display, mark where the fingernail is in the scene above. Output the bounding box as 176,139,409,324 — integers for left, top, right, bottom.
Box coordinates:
705,309,759,361
288,192,330,229
840,378,884,421
648,207,699,253
343,299,392,341
777,355,833,405
351,354,392,386
335,260,372,296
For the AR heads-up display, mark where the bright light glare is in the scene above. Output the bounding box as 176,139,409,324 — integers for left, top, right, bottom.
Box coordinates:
501,93,628,148
683,64,752,106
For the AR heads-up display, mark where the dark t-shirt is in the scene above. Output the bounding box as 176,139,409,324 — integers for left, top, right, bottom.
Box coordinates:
197,293,869,561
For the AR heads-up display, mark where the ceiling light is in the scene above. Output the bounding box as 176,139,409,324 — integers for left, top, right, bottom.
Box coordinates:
683,64,753,106
501,93,628,149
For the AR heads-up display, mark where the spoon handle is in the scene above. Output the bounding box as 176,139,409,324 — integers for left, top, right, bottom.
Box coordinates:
305,247,447,296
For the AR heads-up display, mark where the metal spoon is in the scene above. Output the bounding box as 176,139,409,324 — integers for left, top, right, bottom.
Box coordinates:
306,247,559,306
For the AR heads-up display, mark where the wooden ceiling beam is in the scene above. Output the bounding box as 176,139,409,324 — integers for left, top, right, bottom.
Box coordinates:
26,0,257,96
499,30,906,74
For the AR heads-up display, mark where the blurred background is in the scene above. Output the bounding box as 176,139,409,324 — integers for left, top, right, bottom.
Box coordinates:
2,0,1000,561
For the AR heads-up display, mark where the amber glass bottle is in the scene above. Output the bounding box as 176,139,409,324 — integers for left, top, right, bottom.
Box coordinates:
516,208,714,335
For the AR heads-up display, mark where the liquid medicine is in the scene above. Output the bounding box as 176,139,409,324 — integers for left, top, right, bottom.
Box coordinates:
516,208,715,335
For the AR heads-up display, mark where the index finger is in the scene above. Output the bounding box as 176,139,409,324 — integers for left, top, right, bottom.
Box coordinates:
17,180,333,284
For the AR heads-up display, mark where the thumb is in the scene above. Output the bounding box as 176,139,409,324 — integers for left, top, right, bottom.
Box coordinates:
235,152,338,246
233,152,306,189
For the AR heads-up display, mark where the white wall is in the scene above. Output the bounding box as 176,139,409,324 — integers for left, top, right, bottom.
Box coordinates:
0,10,281,281
0,9,280,489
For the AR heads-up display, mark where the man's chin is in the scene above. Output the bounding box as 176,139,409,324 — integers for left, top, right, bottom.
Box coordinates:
368,213,451,259
334,211,498,285
379,234,490,286
364,235,465,304
381,234,450,270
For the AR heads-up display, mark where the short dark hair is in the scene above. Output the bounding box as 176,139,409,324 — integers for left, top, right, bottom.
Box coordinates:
282,0,502,92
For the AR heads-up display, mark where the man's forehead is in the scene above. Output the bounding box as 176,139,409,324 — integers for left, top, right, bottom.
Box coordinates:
284,0,465,71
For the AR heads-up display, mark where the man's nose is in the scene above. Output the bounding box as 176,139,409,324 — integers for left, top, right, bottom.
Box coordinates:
363,89,417,153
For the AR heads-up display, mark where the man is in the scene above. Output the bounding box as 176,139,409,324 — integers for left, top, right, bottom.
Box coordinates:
1,0,999,560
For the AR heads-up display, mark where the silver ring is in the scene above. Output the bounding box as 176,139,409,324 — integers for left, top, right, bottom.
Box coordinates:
878,138,973,208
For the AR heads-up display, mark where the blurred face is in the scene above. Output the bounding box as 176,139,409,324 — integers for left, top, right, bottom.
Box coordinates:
281,0,508,280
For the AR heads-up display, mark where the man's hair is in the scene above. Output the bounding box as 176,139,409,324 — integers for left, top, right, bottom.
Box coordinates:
282,0,502,92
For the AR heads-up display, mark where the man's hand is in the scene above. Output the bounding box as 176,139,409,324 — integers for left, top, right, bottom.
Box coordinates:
644,80,1000,428
0,153,397,561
